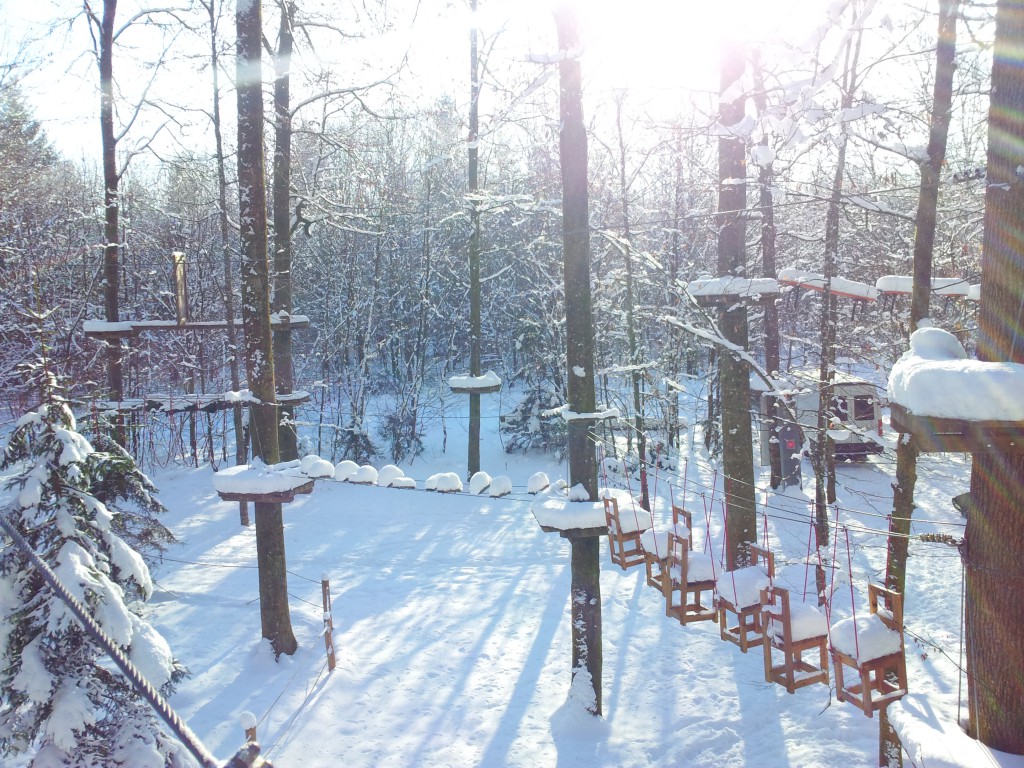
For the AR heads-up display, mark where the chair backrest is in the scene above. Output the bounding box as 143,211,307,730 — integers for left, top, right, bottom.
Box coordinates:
671,506,694,551
667,530,688,571
760,584,790,643
868,583,903,632
749,543,775,579
604,497,622,535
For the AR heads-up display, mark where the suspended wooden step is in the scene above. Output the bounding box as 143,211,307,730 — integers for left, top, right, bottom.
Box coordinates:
760,585,829,693
662,523,717,626
685,276,781,309
717,544,775,653
212,460,321,504
639,504,690,589
83,312,310,340
830,584,908,717
448,370,502,395
603,497,646,570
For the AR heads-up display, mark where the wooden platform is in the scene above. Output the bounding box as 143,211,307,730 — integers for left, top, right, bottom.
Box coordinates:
890,403,1024,453
84,314,310,340
216,479,315,504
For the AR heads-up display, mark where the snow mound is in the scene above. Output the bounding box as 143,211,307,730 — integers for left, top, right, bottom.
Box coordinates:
468,471,492,495
349,465,378,485
334,460,359,482
527,471,550,494
376,464,405,487
426,472,463,493
568,483,590,501
488,476,513,497
390,477,417,490
302,457,335,479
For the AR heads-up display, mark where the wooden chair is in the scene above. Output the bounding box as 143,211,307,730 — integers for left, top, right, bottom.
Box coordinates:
639,505,688,589
662,518,717,625
717,544,775,652
760,585,829,693
829,584,908,717
603,497,645,570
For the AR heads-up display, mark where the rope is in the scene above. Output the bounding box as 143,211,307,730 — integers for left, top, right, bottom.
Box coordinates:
844,527,861,661
0,514,220,768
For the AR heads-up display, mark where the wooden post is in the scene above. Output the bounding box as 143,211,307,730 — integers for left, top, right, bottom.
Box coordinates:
322,573,336,672
172,250,188,326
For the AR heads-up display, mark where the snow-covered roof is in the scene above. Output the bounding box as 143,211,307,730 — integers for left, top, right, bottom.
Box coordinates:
888,327,1024,421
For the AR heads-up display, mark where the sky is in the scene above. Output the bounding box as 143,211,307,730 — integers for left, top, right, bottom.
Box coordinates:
1,0,842,163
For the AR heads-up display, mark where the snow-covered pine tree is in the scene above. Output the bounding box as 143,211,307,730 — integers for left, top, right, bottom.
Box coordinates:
0,359,190,767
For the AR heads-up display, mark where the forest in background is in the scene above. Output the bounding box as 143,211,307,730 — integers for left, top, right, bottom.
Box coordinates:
0,1,992,470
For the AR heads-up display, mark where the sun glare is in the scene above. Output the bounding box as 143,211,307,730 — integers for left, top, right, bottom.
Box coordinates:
572,0,832,101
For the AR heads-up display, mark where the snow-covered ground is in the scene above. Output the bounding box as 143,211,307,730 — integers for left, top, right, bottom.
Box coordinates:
131,396,983,767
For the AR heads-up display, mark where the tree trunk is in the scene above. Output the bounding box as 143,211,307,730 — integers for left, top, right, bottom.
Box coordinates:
272,0,298,462
882,3,958,763
555,3,601,716
717,39,756,570
97,0,125,447
236,0,295,658
965,0,1024,751
467,0,482,477
204,0,246,466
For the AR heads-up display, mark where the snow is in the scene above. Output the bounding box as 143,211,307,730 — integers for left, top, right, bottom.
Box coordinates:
685,276,781,297
212,459,315,496
876,275,970,296
830,613,903,662
778,268,878,300
560,407,620,423
448,370,502,392
719,565,771,609
22,392,978,768
766,598,828,643
488,475,513,497
426,471,463,493
527,471,550,494
375,464,405,487
890,695,1024,768
333,461,359,482
348,465,378,485
888,327,1024,420
468,471,492,495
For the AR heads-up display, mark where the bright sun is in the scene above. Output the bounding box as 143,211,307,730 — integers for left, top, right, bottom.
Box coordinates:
572,0,832,100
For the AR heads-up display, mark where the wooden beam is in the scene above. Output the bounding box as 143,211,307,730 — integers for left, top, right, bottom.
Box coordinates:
890,403,1024,453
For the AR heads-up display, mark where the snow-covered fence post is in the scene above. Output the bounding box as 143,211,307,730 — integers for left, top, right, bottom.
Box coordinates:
322,573,336,671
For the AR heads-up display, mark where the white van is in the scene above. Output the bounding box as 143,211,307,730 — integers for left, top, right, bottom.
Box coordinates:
754,369,885,464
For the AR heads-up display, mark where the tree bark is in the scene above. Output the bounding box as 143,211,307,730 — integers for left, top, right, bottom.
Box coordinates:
717,39,756,570
236,0,295,658
555,3,601,716
883,3,957,764
96,0,125,447
965,0,1024,751
272,0,298,462
467,0,482,477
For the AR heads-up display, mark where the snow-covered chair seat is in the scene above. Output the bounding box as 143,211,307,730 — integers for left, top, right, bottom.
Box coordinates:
829,584,907,717
717,545,774,652
761,585,829,693
639,505,695,589
662,526,717,626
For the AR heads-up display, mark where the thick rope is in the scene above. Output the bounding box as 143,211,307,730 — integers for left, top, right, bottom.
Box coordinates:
0,514,220,768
